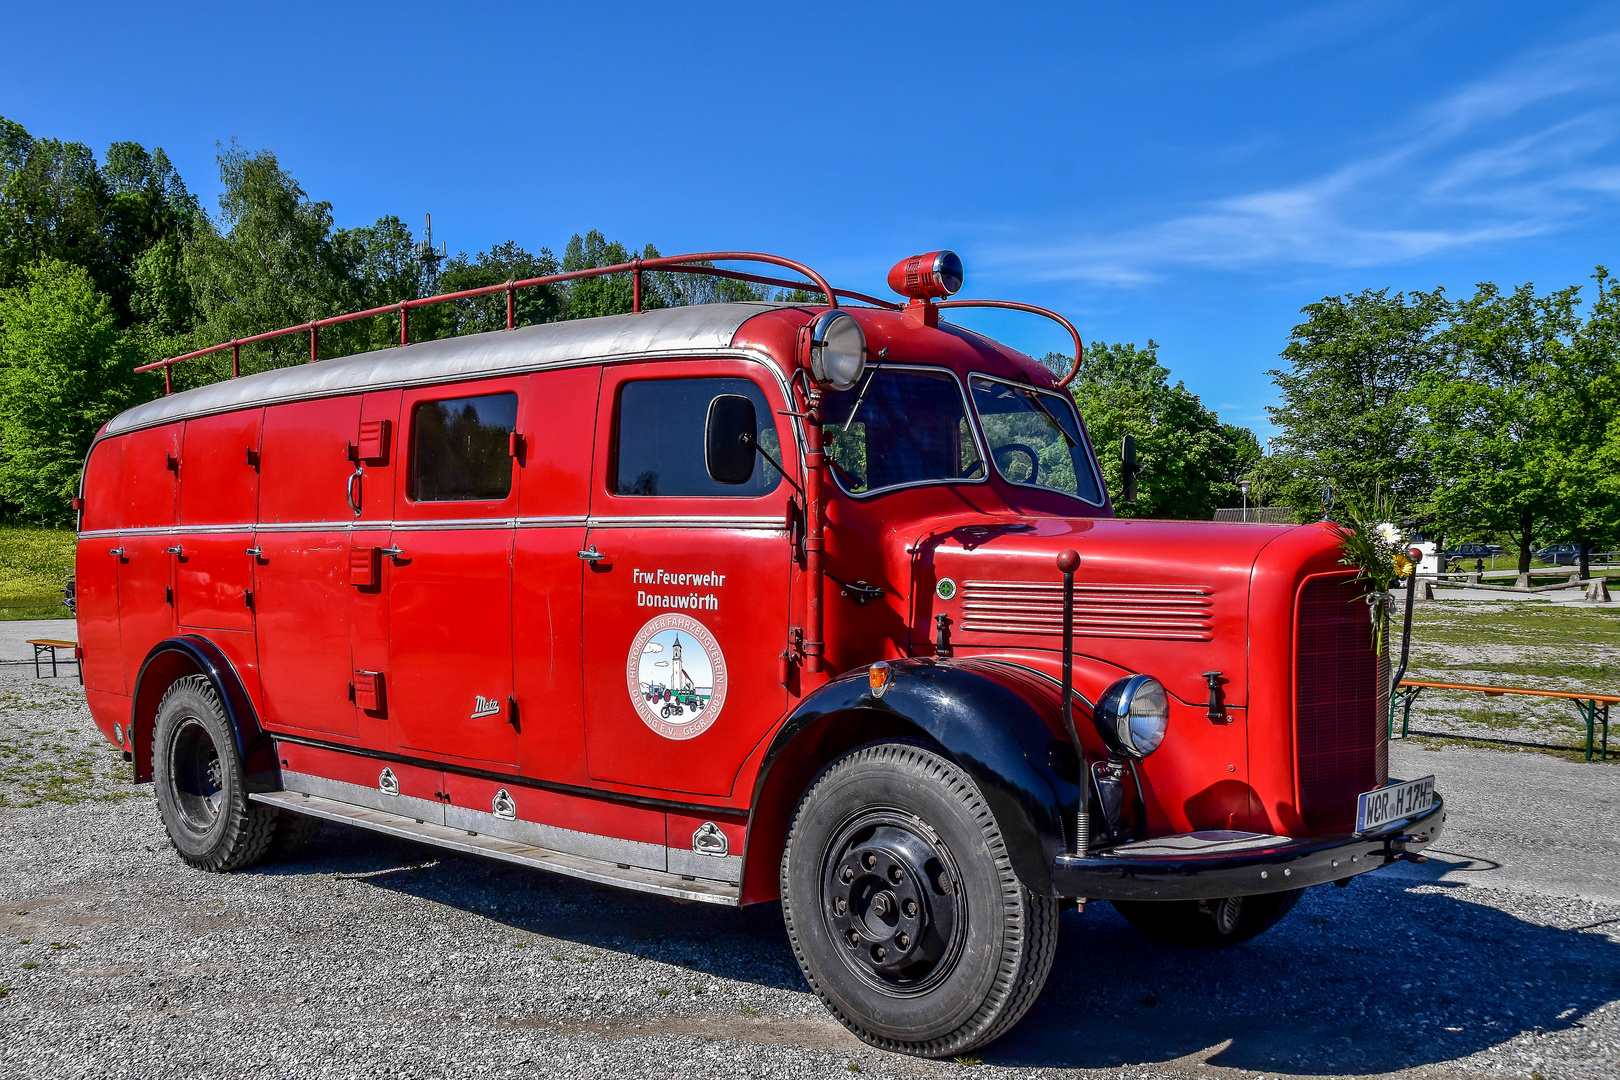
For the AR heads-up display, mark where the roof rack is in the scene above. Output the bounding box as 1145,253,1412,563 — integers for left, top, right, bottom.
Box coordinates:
135,251,899,395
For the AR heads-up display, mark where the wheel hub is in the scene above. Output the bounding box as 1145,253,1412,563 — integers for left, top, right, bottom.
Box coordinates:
822,818,963,993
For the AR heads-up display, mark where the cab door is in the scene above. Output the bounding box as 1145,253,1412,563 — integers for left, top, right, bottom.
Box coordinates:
386,379,524,768
580,362,795,797
118,423,181,688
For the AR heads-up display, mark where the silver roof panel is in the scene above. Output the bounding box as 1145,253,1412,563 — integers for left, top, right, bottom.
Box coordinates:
106,302,792,436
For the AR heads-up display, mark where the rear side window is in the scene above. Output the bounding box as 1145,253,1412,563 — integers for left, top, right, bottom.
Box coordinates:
613,377,781,498
409,392,518,502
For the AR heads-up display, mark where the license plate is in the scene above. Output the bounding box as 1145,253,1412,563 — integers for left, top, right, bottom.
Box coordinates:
1355,775,1435,833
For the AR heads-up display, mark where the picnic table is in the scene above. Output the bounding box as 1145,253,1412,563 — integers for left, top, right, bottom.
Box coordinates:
26,638,80,682
1392,679,1616,761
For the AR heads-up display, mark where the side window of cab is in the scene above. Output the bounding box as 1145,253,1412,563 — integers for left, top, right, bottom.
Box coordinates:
407,391,519,503
612,377,781,498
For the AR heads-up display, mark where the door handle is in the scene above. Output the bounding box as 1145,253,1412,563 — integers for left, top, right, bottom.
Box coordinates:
380,547,405,559
577,546,606,563
245,546,263,558
165,545,182,555
346,470,363,516
108,547,124,557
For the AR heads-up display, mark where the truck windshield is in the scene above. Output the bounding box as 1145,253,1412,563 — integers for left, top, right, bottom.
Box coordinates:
823,368,984,496
968,375,1104,505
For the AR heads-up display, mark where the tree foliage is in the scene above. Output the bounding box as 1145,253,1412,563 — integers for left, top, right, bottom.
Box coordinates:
0,260,151,522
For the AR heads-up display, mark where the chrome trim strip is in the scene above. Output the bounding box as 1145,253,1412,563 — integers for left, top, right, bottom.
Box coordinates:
667,846,743,884
442,802,667,873
282,771,445,826
586,515,785,530
250,790,739,906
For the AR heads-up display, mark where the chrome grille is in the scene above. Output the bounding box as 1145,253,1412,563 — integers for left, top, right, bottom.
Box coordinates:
1295,575,1389,832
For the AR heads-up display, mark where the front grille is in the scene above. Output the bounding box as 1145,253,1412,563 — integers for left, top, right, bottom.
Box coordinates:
1295,575,1389,832
960,580,1214,641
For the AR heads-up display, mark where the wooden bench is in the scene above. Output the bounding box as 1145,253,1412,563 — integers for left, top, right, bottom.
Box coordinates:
1393,679,1618,761
26,639,80,682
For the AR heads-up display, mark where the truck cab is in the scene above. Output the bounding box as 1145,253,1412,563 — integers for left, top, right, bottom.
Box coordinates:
75,250,1444,1057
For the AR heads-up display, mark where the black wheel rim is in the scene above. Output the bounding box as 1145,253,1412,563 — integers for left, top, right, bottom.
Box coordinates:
819,809,967,998
169,717,225,835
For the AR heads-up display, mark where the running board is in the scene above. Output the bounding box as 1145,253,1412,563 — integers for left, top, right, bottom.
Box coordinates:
250,790,740,906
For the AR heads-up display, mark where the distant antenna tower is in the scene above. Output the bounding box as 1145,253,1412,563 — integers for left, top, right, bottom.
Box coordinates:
416,214,447,283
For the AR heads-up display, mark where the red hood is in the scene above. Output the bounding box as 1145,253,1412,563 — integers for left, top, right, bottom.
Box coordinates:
905,514,1344,709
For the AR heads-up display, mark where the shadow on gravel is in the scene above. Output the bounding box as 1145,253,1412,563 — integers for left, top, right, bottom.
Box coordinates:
984,868,1620,1075
259,828,808,992
259,828,1618,1074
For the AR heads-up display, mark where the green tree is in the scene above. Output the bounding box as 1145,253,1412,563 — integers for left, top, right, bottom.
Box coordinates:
1417,280,1583,575
1264,287,1449,523
1526,269,1620,578
180,142,364,382
561,231,665,318
1051,340,1260,520
0,260,152,522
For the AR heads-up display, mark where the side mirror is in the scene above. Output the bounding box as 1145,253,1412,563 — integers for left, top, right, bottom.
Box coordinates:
1121,434,1139,503
705,394,758,485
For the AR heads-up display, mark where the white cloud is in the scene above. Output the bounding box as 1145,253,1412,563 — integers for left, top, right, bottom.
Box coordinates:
990,30,1620,286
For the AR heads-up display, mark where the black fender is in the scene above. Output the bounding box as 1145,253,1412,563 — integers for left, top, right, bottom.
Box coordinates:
130,635,278,791
746,657,1084,898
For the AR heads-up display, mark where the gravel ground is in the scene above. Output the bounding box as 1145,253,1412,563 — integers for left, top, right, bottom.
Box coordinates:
2,619,1619,1080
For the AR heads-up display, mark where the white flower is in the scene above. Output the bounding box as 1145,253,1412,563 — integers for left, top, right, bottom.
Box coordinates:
1376,522,1403,545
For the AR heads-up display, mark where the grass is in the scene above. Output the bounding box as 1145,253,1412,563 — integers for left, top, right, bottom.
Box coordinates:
0,527,75,620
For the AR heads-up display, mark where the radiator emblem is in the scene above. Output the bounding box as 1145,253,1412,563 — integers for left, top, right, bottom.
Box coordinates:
378,768,400,797
492,788,517,821
692,821,728,857
471,695,501,719
935,578,957,601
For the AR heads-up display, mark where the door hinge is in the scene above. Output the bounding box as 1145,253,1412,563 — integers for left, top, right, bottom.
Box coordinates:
779,626,805,686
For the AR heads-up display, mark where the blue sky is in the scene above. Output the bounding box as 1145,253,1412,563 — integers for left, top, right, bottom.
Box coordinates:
5,2,1620,437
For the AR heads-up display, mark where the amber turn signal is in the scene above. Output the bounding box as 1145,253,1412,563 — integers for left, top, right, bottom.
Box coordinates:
868,661,892,697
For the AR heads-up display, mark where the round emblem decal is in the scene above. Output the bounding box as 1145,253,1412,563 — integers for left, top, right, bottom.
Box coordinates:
935,578,957,601
626,614,728,740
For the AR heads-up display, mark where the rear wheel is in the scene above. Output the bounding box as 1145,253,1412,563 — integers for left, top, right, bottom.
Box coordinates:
152,675,276,872
780,742,1058,1058
1112,889,1303,946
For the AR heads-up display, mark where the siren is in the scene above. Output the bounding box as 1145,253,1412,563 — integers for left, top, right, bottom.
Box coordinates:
887,250,964,300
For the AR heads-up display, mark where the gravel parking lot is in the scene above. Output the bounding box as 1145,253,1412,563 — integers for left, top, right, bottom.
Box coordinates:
2,618,1618,1080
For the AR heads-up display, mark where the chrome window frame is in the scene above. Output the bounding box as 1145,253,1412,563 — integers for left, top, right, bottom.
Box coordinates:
967,372,1107,508
822,364,990,501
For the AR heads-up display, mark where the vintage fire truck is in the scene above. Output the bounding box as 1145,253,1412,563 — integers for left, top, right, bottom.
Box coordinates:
74,250,1444,1056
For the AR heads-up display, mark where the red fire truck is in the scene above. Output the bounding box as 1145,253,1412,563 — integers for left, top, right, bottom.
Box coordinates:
74,250,1443,1056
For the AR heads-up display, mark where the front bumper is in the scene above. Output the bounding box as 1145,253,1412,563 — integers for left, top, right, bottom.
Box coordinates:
1051,791,1446,902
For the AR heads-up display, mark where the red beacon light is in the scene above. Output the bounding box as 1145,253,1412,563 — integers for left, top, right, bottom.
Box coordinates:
888,250,965,300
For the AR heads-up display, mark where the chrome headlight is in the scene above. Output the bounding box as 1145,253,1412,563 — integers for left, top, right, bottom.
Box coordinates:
808,309,867,391
1093,674,1169,758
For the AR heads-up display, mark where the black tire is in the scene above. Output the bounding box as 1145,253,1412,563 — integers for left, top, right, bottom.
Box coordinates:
1112,889,1304,946
152,675,276,872
266,809,323,862
780,742,1059,1058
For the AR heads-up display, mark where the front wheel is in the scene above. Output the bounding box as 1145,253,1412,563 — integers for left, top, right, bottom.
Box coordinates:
780,742,1059,1057
1112,889,1303,946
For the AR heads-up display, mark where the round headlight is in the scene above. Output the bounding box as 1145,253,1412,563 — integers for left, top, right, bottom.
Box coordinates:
1093,674,1169,759
808,310,867,392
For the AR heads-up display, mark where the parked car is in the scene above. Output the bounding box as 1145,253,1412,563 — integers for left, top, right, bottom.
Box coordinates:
1536,542,1582,566
1444,543,1495,568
